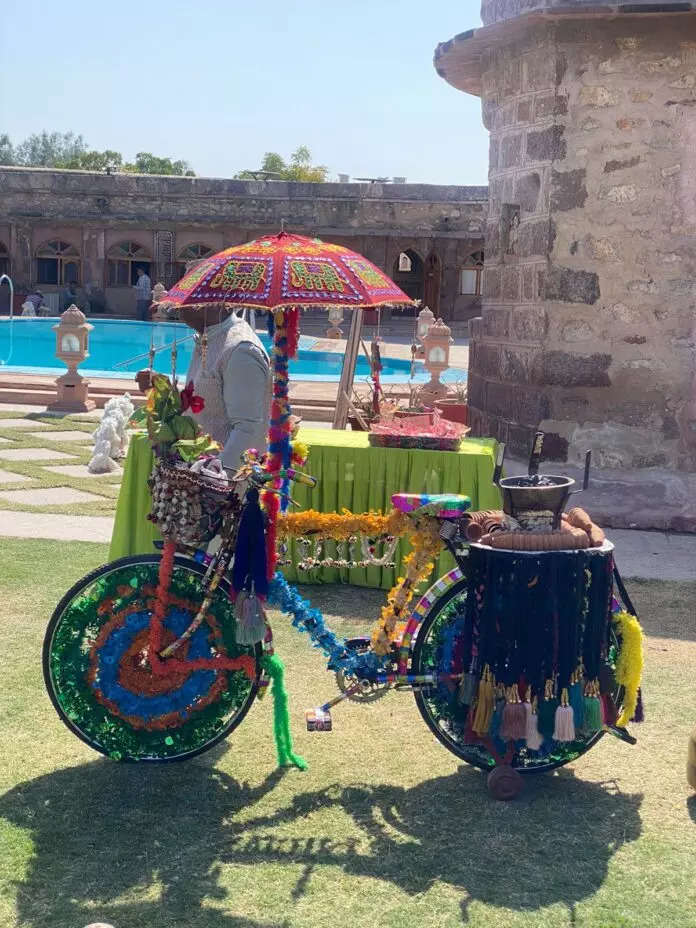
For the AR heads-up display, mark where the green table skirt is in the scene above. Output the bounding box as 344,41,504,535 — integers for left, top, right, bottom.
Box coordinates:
110,429,501,590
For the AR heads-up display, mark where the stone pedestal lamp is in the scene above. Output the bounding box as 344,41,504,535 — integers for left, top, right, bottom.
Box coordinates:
420,317,453,404
434,1,696,530
415,305,435,358
48,305,95,412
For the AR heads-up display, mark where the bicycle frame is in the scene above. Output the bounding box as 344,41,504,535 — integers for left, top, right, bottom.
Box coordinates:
162,502,469,719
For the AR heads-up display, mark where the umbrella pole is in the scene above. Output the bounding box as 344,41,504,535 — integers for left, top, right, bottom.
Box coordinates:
332,308,363,430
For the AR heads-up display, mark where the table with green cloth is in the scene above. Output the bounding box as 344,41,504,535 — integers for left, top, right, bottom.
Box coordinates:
110,428,501,590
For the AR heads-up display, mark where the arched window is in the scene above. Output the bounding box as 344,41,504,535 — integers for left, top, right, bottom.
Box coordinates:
173,242,214,282
107,241,152,287
397,252,412,272
392,248,424,315
36,240,80,286
0,242,9,278
459,250,484,296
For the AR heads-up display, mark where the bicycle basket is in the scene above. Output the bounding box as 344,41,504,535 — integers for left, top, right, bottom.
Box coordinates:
148,461,241,546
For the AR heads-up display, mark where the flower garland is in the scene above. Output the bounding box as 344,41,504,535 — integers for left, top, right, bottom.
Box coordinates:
278,508,409,541
264,309,290,577
612,609,644,727
371,517,444,655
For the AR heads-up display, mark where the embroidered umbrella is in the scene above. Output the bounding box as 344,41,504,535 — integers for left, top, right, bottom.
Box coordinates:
163,231,413,312
158,231,415,578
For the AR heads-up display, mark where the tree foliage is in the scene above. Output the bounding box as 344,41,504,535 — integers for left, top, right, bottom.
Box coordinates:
123,152,194,176
236,146,328,182
0,131,195,175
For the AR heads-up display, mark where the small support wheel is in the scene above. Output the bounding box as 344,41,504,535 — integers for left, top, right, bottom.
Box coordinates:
487,765,524,801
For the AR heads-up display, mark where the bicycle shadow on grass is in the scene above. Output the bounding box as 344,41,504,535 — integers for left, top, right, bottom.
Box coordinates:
0,757,290,928
219,766,643,924
0,757,643,927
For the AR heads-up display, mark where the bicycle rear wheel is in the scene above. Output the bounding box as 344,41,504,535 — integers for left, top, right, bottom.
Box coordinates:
43,554,261,762
411,577,617,775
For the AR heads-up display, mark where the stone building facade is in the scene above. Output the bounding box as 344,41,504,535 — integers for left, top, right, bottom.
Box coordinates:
435,2,696,529
0,167,486,323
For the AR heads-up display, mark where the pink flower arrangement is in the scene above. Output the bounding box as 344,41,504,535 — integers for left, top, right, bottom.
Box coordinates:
369,411,468,451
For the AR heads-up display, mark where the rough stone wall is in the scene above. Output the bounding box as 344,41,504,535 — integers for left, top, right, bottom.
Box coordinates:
0,169,486,322
480,0,696,27
468,16,696,471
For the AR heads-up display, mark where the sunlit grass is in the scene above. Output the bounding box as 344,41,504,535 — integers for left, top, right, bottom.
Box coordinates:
0,538,694,928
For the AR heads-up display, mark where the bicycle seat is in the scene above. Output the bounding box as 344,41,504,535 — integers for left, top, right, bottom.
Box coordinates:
391,493,471,519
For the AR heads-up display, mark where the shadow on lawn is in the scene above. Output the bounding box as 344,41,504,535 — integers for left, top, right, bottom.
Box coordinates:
0,758,642,927
0,759,290,928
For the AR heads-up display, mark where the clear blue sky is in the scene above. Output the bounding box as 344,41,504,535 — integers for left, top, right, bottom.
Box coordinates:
0,0,487,186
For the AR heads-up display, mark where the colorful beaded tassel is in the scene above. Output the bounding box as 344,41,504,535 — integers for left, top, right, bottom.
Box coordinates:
500,684,527,741
472,665,495,735
553,688,576,742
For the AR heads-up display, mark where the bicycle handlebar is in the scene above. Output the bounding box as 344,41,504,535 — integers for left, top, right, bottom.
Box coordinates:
239,450,318,492
257,467,317,489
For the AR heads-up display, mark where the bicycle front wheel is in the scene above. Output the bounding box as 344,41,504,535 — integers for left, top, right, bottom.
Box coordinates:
43,554,261,762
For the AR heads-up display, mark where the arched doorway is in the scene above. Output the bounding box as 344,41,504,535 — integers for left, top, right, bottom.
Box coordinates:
423,252,442,317
392,249,423,315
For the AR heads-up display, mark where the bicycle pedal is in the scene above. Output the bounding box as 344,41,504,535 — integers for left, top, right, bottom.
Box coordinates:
305,707,332,732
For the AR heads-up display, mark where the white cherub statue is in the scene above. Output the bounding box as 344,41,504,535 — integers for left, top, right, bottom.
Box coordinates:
87,394,136,473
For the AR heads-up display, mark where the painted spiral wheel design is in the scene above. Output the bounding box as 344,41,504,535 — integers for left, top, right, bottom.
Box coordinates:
43,555,260,762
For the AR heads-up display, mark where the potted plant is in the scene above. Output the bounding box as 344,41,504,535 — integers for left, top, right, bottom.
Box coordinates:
434,380,468,426
394,385,432,419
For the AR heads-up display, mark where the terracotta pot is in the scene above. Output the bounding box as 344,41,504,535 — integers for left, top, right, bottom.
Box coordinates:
434,399,469,426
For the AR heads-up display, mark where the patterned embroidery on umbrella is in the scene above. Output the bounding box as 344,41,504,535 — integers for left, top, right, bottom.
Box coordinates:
233,240,274,253
209,261,268,293
288,259,346,292
343,257,389,288
176,263,210,292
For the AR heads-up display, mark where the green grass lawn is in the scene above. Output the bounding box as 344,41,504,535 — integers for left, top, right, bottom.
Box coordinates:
0,538,695,928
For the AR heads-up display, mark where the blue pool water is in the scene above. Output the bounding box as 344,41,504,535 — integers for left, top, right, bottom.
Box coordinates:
0,317,467,384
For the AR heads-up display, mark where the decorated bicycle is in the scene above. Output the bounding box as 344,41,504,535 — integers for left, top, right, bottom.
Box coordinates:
44,233,644,799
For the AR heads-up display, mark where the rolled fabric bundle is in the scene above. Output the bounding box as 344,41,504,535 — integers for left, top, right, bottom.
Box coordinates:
566,507,606,547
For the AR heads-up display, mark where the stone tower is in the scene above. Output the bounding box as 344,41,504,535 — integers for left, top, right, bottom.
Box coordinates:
435,1,696,530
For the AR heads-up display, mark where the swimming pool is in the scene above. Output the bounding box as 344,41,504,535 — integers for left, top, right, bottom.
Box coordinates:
0,317,467,384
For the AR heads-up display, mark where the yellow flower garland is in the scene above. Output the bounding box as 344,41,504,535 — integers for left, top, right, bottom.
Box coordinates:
612,610,644,727
277,508,444,655
278,508,409,541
